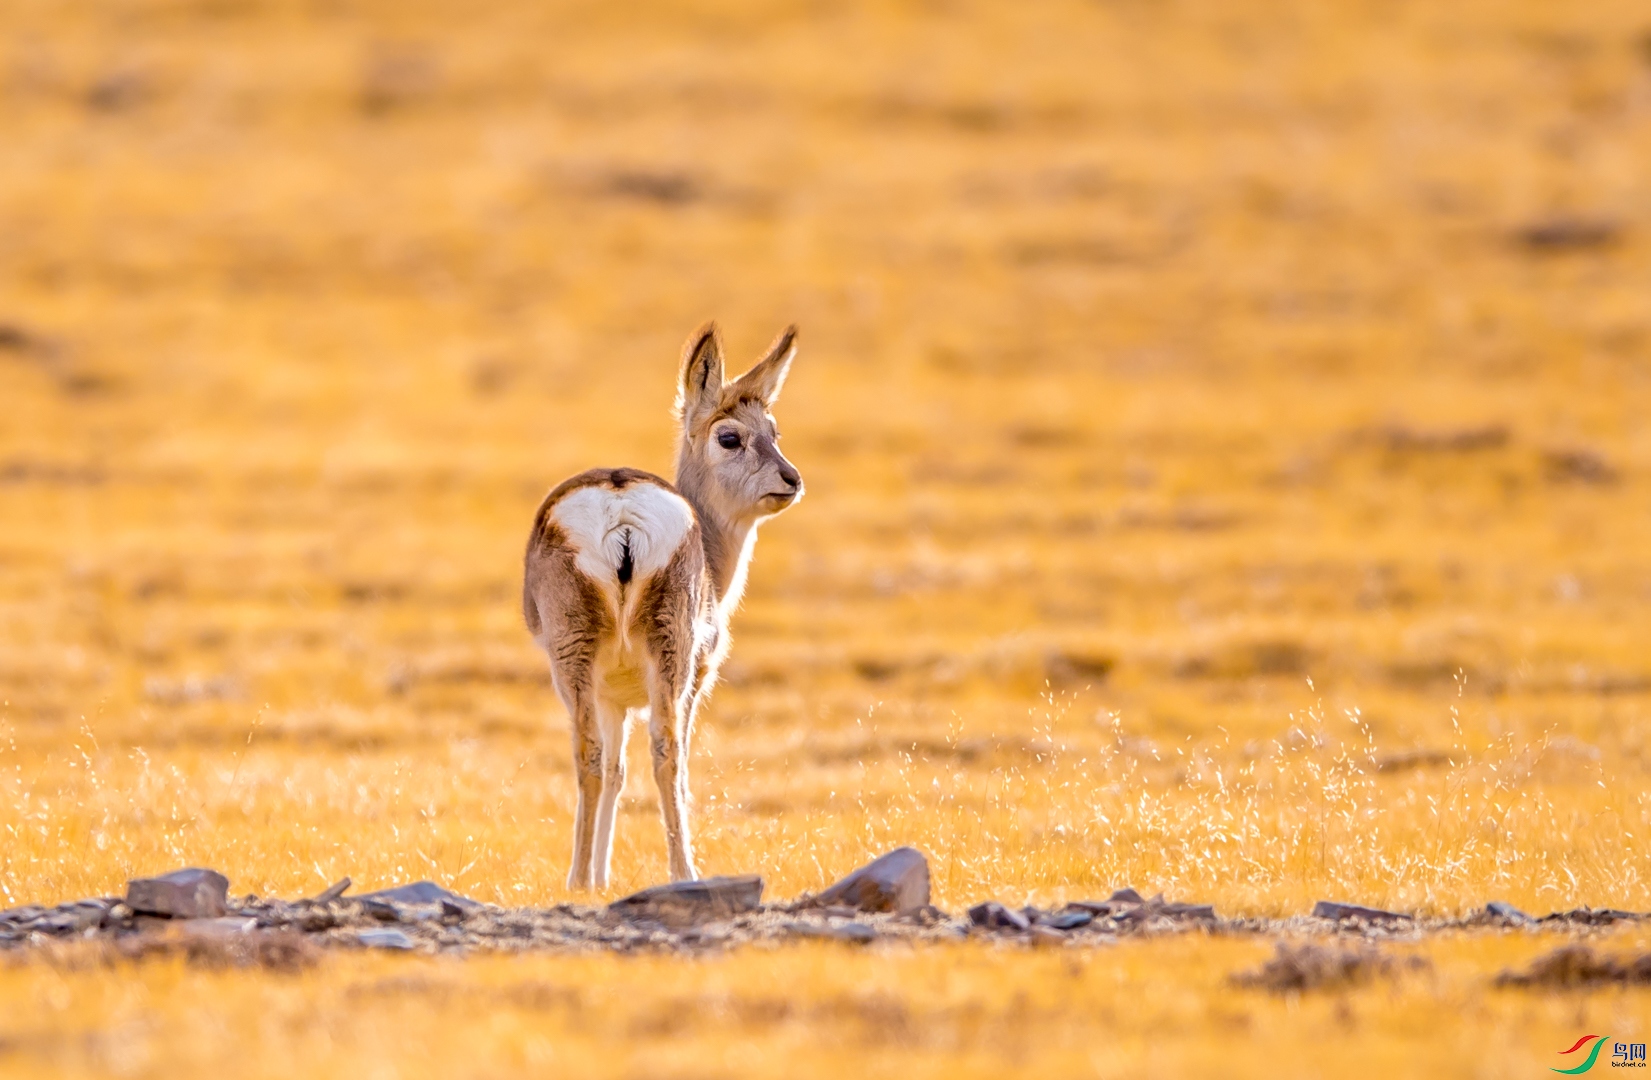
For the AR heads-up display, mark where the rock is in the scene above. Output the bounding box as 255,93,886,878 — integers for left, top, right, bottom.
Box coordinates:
1311,901,1412,925
174,917,258,939
1044,909,1094,931
1029,925,1067,947
31,912,81,934
1066,891,1214,925
22,900,119,935
833,922,878,944
810,847,930,915
1537,907,1646,926
310,877,352,904
1484,901,1532,924
362,899,402,922
126,868,230,919
1158,902,1217,922
1110,902,1155,924
610,875,764,926
968,901,1030,931
797,921,878,944
0,905,47,928
357,928,417,950
1067,888,1146,916
299,909,338,932
69,900,115,930
897,904,950,926
356,881,483,912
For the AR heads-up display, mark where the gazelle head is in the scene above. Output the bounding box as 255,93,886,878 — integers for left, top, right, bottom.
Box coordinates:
674,323,803,525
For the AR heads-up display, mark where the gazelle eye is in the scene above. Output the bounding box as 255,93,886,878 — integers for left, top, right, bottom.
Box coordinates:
717,430,742,450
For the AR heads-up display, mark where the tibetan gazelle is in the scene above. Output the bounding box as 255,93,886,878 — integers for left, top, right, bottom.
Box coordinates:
522,324,803,889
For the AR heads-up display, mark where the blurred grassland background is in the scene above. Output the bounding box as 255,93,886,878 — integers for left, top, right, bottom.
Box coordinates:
1,0,1650,1074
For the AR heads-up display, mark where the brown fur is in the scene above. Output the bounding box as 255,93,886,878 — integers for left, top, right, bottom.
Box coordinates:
522,467,679,635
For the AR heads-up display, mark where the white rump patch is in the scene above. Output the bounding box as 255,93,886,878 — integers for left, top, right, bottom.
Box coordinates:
552,483,695,594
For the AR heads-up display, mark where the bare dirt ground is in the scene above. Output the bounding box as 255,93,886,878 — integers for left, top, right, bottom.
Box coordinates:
2,0,1650,1075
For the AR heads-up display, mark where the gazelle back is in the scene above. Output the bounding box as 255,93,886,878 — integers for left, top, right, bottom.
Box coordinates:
522,324,802,889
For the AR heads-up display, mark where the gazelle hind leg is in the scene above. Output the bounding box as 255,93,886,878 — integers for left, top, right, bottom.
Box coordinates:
565,688,602,890
590,698,629,890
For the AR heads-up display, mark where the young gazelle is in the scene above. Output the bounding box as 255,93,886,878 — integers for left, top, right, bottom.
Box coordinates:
522,324,803,889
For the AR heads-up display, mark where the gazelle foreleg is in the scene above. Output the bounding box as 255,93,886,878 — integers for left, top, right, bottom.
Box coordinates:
642,568,700,883
647,684,697,883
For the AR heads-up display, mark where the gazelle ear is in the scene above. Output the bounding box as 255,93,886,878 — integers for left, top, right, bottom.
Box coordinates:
676,322,725,427
731,325,797,406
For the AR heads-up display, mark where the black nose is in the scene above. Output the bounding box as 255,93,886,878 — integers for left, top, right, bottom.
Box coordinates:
779,465,801,489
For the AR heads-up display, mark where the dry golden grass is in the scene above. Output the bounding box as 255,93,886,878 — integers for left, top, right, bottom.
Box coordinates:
4,928,1651,1079
2,0,1650,1074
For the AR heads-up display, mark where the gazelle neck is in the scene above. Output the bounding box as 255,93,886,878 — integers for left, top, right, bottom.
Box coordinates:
675,462,759,611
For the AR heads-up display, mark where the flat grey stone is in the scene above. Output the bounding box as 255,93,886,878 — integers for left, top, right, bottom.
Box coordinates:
811,847,930,915
175,916,258,938
968,901,1030,931
796,921,878,944
356,881,483,912
1067,888,1146,916
897,904,951,926
1045,909,1094,930
22,900,117,934
1311,900,1412,925
1484,901,1532,924
610,875,764,925
309,877,352,904
0,905,47,927
1066,891,1214,924
1158,902,1217,922
1066,900,1113,915
126,868,230,919
34,913,81,934
357,928,416,950
361,899,403,922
